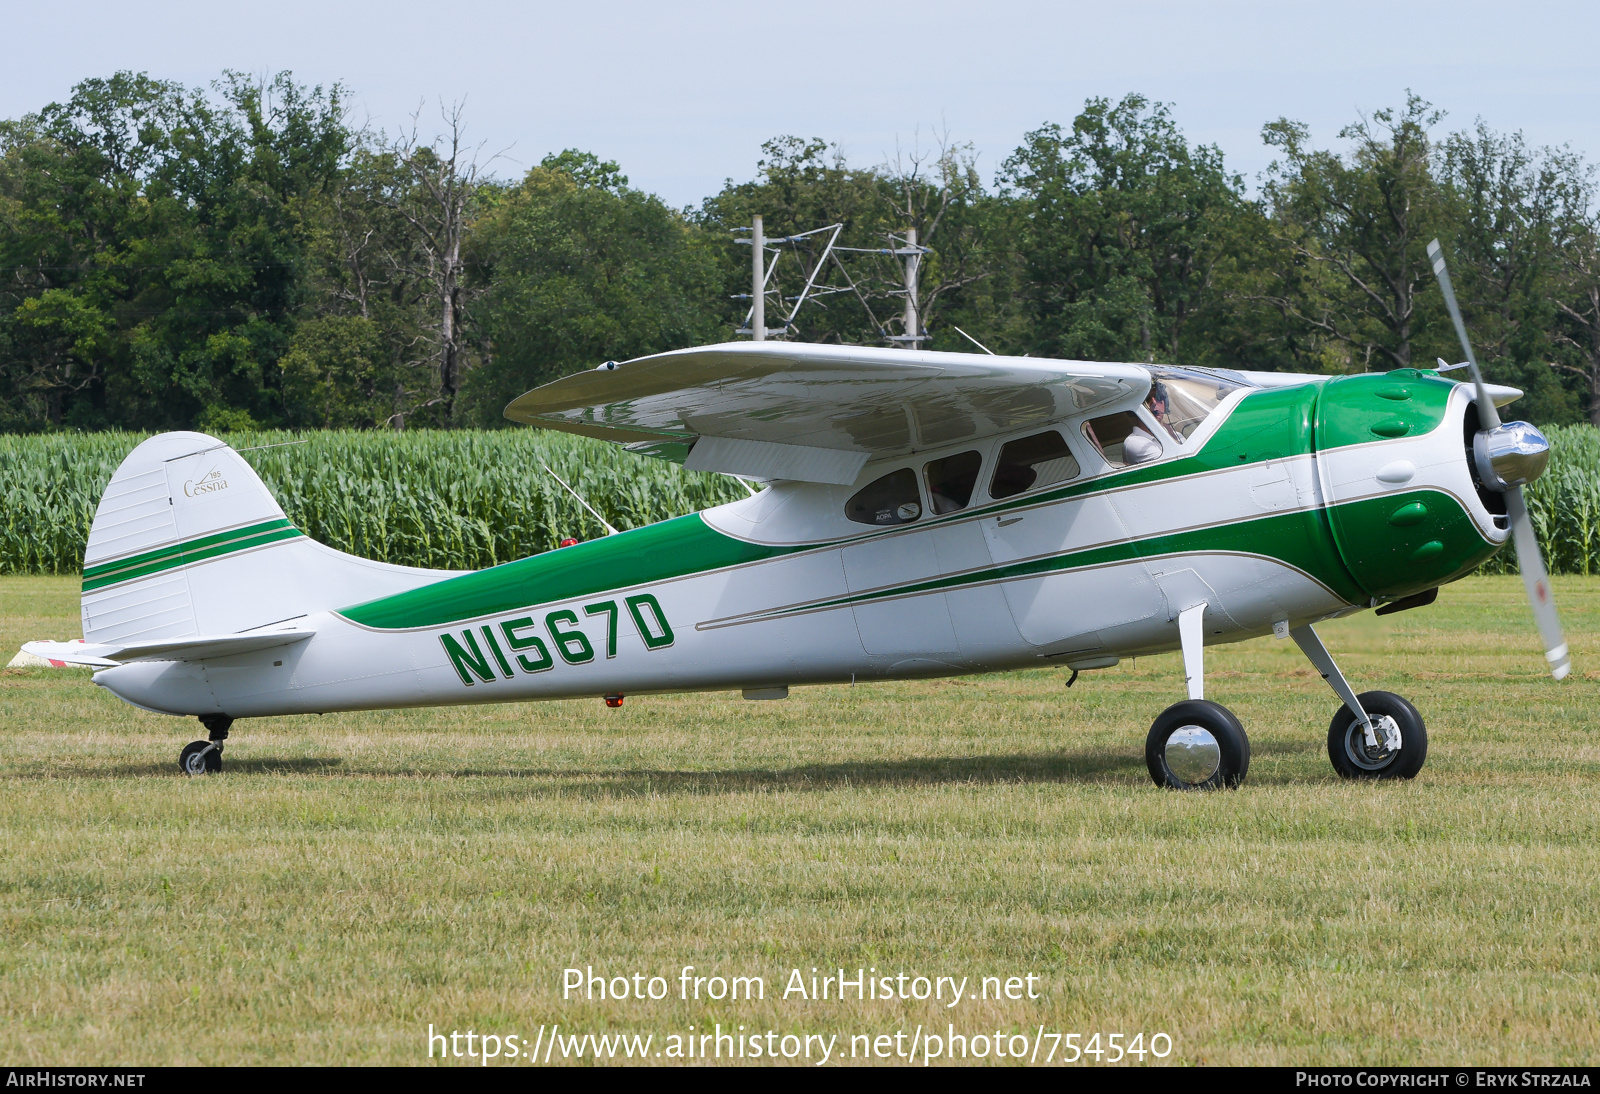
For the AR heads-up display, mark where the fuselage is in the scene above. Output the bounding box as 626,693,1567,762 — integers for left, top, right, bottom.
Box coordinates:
93,370,1507,718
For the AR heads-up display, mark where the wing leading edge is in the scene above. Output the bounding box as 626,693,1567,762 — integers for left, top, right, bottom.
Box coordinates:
504,342,1152,485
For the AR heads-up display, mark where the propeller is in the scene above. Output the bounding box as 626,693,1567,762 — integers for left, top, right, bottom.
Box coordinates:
1427,238,1570,680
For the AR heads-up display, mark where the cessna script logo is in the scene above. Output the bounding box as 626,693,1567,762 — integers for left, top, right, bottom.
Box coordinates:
183,467,229,497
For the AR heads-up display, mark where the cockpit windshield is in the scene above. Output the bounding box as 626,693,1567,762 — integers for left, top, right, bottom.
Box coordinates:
1145,367,1246,443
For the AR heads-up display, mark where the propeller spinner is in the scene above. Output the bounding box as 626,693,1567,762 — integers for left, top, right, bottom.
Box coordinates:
1427,238,1571,680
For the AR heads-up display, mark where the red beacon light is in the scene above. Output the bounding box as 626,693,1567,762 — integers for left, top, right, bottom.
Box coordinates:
559,537,579,548
603,694,625,708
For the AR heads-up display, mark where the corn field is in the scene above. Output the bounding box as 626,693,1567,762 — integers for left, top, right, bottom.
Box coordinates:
1481,424,1600,576
4,425,1600,576
0,430,748,574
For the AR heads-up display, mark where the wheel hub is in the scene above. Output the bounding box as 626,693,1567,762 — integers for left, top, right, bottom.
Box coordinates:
1345,715,1400,770
180,740,220,775
1164,725,1221,784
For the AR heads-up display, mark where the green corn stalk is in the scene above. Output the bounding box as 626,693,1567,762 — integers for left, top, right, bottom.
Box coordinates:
10,424,1600,577
1482,424,1600,576
0,430,748,574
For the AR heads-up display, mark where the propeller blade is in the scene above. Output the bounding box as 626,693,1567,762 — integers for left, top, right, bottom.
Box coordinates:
1427,238,1569,681
1505,487,1571,680
1427,238,1500,429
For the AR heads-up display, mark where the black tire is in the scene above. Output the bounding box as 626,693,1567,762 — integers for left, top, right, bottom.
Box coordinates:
178,740,222,775
1327,691,1426,780
1146,700,1250,790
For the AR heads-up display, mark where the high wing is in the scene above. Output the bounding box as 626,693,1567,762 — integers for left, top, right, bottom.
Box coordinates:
504,342,1152,485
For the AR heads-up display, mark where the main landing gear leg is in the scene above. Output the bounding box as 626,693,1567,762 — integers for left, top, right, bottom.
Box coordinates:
1146,603,1251,790
1290,624,1427,780
178,715,232,776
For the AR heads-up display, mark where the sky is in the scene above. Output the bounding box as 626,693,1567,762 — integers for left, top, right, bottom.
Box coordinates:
3,0,1597,208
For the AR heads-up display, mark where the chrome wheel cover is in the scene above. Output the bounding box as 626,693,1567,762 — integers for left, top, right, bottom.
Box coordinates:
1165,725,1221,785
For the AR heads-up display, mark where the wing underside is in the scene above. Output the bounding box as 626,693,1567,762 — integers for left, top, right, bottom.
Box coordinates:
504,342,1152,484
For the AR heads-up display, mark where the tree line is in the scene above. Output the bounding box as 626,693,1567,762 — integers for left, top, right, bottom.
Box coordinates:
3,71,1599,432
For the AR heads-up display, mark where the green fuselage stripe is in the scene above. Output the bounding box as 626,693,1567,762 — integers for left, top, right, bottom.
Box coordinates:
729,489,1494,624
344,483,1491,636
336,513,800,630
767,507,1364,615
82,519,303,592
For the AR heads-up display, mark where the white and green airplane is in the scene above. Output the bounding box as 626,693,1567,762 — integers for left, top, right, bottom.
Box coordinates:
27,243,1568,787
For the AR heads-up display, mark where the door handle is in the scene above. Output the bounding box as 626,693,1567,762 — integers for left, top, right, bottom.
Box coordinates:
997,516,1024,528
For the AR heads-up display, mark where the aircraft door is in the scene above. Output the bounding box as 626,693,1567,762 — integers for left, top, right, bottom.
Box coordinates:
840,466,961,660
840,533,961,658
984,495,1169,657
981,428,1168,659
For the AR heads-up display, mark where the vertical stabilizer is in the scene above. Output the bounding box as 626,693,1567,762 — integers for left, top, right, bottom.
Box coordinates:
82,432,459,643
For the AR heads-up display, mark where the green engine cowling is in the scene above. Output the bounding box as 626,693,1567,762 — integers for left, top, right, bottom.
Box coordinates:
1314,370,1504,602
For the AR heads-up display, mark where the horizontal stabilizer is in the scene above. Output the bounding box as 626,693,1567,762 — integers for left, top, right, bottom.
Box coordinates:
23,626,315,667
9,640,97,668
17,642,119,668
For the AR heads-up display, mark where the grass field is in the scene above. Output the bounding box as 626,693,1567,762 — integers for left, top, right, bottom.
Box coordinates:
3,574,1599,1066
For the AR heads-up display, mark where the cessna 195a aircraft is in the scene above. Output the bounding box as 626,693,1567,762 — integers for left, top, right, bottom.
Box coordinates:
27,243,1569,788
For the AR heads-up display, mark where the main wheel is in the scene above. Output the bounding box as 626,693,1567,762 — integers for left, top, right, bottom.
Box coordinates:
1327,691,1426,780
1146,700,1250,790
178,740,221,775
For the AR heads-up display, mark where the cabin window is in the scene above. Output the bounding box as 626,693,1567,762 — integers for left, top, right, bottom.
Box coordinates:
924,451,982,513
990,431,1081,500
1147,368,1245,441
1083,411,1161,467
845,468,923,525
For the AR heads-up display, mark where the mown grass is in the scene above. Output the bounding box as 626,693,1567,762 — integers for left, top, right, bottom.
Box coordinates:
2,574,1599,1066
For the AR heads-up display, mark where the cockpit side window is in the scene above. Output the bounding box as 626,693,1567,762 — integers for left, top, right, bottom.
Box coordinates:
1083,411,1161,468
924,451,982,514
1147,369,1245,442
845,468,923,526
989,431,1080,499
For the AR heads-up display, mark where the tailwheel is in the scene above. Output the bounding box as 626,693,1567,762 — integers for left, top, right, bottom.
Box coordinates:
179,740,222,775
1146,700,1250,790
1327,691,1427,780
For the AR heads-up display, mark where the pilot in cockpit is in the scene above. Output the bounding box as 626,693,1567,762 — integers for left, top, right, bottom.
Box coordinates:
1122,381,1173,464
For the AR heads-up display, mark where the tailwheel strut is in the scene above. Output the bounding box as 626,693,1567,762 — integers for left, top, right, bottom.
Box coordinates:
179,714,233,775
